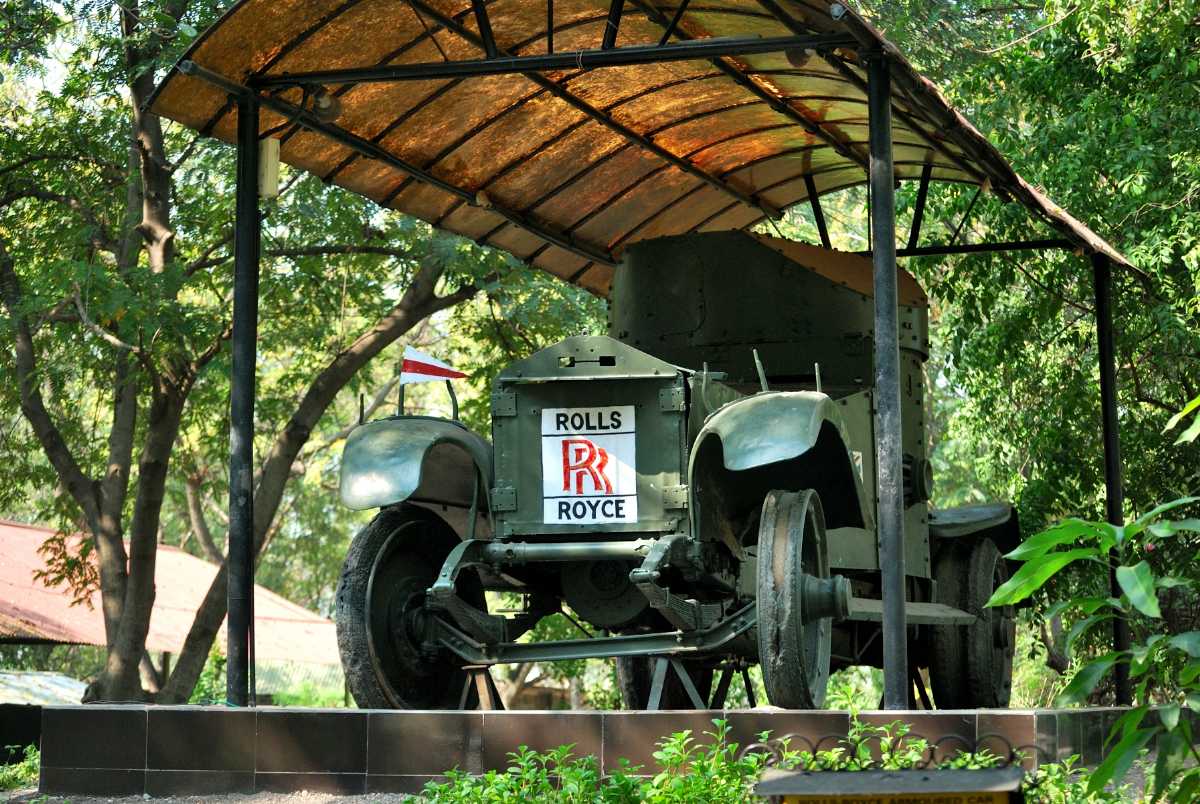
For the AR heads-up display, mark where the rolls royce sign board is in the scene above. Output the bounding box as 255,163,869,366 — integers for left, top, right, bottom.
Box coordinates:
541,406,637,524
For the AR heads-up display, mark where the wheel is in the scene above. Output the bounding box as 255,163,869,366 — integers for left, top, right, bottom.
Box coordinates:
929,538,1015,708
615,657,714,710
335,504,483,709
756,489,836,709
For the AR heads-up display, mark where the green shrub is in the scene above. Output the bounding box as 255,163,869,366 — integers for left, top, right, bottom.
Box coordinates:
0,745,39,791
418,717,1117,802
188,645,226,704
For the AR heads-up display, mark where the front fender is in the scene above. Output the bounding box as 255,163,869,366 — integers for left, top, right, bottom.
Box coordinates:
339,416,492,511
688,392,873,531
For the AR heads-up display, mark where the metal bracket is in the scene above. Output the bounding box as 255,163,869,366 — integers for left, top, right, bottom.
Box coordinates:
663,484,688,509
490,390,516,417
490,486,516,511
658,386,685,412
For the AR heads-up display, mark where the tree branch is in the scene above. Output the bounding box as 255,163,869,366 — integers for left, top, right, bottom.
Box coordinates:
0,242,100,527
186,244,425,275
72,284,144,354
0,186,119,254
184,474,224,564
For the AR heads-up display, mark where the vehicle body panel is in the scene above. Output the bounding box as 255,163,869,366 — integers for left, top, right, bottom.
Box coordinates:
339,416,491,512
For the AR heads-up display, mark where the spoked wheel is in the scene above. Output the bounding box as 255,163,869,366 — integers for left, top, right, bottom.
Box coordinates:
929,538,1015,708
756,489,849,709
336,504,483,709
615,657,714,710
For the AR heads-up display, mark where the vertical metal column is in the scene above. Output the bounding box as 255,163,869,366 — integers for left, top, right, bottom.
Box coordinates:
227,96,260,708
1092,253,1132,705
868,52,909,710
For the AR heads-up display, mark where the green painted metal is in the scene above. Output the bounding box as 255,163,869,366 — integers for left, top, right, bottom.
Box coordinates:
334,231,1017,709
339,416,491,511
491,335,688,538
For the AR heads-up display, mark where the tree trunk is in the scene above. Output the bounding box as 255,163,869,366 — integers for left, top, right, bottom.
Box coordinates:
158,265,480,702
98,381,188,701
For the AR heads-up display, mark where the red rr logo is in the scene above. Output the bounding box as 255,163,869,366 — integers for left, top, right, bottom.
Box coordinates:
561,438,613,494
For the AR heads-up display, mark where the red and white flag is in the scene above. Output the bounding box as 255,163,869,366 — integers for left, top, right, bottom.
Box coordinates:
400,346,466,385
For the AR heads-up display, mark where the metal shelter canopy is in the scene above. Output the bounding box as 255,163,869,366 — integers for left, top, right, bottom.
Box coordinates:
147,0,1130,294
146,0,1135,711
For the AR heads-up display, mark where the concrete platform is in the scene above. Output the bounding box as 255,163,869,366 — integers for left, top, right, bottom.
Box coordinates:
37,705,1126,797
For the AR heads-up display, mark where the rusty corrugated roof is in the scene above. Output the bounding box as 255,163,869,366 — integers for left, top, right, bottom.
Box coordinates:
148,0,1129,293
0,520,339,666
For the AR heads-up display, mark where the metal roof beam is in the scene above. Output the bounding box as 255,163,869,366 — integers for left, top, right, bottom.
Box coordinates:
858,238,1073,258
625,0,871,172
818,52,990,185
804,174,832,248
748,0,990,185
398,0,801,220
602,0,624,49
178,60,616,268
470,0,499,58
250,33,851,87
907,162,932,249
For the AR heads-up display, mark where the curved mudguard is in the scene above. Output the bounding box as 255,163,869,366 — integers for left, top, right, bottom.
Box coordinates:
339,416,492,511
688,391,874,530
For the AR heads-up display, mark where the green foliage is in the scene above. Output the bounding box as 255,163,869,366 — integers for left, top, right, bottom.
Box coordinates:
420,718,1116,802
823,666,881,713
1022,756,1128,803
271,680,346,709
988,497,1200,798
187,645,226,705
422,744,608,803
0,745,39,791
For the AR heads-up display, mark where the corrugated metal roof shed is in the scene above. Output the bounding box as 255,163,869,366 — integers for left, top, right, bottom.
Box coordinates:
0,520,339,666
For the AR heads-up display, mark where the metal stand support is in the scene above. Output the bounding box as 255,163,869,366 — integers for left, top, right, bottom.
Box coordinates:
911,665,932,710
742,668,757,708
646,657,708,710
1092,253,1132,705
461,666,505,710
708,663,758,708
867,51,909,710
227,96,260,708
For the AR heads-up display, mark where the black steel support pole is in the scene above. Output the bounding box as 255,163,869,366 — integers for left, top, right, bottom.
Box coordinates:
868,52,909,710
1092,252,1133,706
227,97,260,708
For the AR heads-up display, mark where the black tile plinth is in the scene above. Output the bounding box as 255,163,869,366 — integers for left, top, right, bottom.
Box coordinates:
602,710,723,771
367,773,446,794
255,771,368,794
36,704,1132,797
146,769,255,796
40,766,146,796
256,709,367,774
481,711,603,771
41,705,147,772
148,706,255,772
368,710,481,775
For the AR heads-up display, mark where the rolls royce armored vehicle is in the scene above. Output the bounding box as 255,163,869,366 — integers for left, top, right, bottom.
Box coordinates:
335,230,1019,710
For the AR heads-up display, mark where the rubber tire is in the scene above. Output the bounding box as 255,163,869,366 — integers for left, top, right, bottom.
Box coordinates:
929,539,1015,708
756,489,832,709
336,504,483,709
929,542,971,708
965,539,1015,707
615,657,714,710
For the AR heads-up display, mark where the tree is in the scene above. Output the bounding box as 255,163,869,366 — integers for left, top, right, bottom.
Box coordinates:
0,1,507,701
